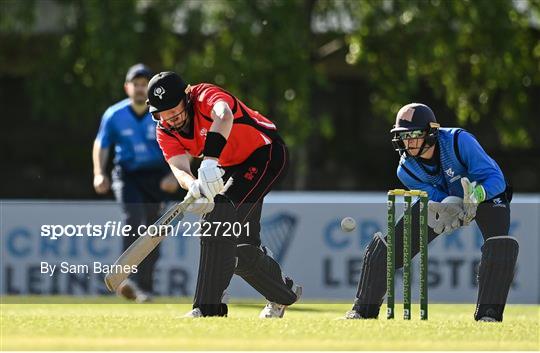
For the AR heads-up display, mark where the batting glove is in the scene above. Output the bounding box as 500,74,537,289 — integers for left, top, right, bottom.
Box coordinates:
197,159,225,199
461,177,486,224
186,197,215,215
184,181,214,215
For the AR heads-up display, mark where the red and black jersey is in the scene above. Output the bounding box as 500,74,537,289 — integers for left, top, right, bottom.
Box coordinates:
156,83,280,167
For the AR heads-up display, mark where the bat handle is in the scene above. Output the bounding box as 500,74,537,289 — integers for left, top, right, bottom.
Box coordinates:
222,177,234,194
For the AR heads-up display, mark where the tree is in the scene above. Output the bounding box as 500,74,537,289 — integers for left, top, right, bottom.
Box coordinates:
344,0,540,147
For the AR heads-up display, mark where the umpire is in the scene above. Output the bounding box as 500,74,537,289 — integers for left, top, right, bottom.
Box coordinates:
92,64,180,302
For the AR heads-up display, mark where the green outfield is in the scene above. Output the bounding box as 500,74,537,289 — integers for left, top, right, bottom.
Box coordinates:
1,297,538,351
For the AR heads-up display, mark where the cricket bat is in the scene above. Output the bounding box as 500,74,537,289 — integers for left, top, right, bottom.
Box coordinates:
104,195,195,292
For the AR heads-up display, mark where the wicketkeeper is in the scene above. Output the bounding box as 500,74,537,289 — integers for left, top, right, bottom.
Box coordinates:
146,71,301,318
346,103,518,322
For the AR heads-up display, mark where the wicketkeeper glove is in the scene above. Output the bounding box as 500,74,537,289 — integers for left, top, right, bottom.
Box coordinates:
428,196,465,234
461,177,486,224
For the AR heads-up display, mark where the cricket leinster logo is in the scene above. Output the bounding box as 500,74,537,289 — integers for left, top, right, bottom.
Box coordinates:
260,213,298,263
154,86,165,100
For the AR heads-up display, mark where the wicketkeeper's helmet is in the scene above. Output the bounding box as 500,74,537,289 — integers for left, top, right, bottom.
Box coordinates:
390,103,440,156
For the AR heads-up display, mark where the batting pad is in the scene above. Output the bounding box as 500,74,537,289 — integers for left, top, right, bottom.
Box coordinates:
235,244,298,305
192,237,236,316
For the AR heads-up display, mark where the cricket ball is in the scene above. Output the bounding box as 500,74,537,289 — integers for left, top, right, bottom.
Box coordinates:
341,217,356,232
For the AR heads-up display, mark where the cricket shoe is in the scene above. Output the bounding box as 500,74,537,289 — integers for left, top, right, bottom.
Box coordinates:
343,299,379,319
344,310,364,319
182,305,228,318
117,279,152,303
259,283,302,319
478,316,498,322
182,292,230,318
476,307,502,322
182,308,204,318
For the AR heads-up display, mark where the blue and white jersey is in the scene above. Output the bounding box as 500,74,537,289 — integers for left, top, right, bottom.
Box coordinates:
397,128,506,202
95,99,166,171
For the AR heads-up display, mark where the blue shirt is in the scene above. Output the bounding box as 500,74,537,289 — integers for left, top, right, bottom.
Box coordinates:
397,128,506,202
95,99,166,171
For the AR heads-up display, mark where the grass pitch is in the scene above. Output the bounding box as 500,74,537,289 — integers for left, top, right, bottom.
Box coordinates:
1,297,538,351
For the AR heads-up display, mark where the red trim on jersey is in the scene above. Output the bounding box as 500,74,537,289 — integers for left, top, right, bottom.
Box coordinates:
237,143,273,209
156,83,278,166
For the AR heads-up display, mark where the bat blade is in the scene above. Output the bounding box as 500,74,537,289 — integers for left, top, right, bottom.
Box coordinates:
104,196,194,292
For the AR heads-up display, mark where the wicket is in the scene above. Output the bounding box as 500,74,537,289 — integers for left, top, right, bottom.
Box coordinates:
386,189,429,320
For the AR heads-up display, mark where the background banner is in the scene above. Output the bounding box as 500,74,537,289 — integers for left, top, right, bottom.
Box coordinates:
2,193,538,303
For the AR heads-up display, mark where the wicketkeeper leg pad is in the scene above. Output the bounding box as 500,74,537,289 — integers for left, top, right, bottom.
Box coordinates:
474,236,519,322
235,244,298,305
352,232,388,318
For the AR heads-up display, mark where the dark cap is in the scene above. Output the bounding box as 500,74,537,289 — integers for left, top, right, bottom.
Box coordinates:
390,103,438,133
125,63,152,82
146,71,188,113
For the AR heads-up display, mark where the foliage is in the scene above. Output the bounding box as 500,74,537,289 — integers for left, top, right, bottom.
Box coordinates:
1,0,539,196
345,0,540,147
182,0,317,146
3,0,538,143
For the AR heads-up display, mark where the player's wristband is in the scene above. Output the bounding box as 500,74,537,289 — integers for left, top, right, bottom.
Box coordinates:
474,184,486,203
203,131,227,158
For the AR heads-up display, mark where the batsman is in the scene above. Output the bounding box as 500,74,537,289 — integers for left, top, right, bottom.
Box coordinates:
146,71,301,318
346,103,518,322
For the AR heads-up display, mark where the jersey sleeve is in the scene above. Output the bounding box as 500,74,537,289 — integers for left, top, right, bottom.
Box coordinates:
95,109,115,148
156,128,186,161
457,131,506,199
196,85,236,118
397,165,449,202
